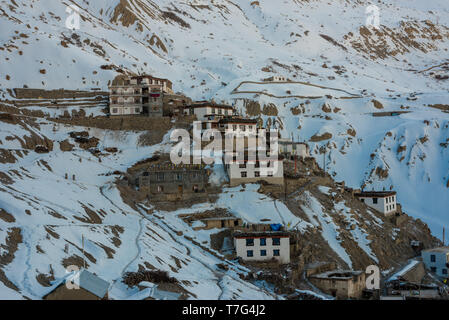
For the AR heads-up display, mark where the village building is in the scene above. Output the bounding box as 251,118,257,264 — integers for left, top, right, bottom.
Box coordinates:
422,247,449,279
308,270,366,299
218,117,259,136
278,138,310,159
234,231,290,264
44,269,109,300
354,191,397,216
263,76,289,82
181,102,235,121
198,217,243,230
138,164,210,200
109,75,174,117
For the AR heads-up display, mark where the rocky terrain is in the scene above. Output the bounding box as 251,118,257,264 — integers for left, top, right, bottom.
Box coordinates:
0,0,448,299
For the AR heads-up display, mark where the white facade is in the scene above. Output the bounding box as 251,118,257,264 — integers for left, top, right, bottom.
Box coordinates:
355,192,397,216
225,160,284,186
220,122,258,136
234,233,290,264
422,247,449,278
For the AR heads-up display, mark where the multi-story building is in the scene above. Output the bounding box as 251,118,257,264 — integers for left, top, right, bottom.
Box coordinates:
308,270,366,299
181,102,235,121
354,191,397,216
422,247,449,279
234,231,290,264
109,75,174,117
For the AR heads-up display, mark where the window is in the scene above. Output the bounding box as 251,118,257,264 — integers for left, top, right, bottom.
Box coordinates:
157,186,164,193
431,267,437,273
431,254,436,263
443,269,448,275
255,171,260,178
272,238,280,246
268,172,273,177
260,250,267,257
373,198,378,204
157,173,164,181
218,108,222,115
233,125,237,131
386,197,389,204
112,108,118,114
135,108,140,113
249,126,253,130
212,108,216,114
361,198,365,203
239,163,246,169
241,172,247,178
247,250,253,257
260,238,266,246
273,249,280,257
240,125,245,131
176,173,182,181
246,239,254,247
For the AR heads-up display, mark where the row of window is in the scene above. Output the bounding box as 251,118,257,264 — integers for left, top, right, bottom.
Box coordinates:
246,238,280,246
239,162,272,169
241,171,274,178
211,108,232,116
386,196,395,204
387,204,395,211
154,172,200,181
247,249,280,257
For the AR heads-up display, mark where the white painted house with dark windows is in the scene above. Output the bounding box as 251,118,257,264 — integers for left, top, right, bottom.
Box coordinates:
422,247,449,279
234,231,290,264
354,191,397,216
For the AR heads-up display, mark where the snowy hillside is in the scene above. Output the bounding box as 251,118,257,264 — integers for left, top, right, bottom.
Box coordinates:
0,0,448,299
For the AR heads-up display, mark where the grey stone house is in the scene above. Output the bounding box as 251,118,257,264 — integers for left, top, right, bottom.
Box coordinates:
138,164,210,200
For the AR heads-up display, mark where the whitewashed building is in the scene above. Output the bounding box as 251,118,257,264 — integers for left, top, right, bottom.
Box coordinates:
234,231,290,264
354,191,397,216
422,247,449,279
